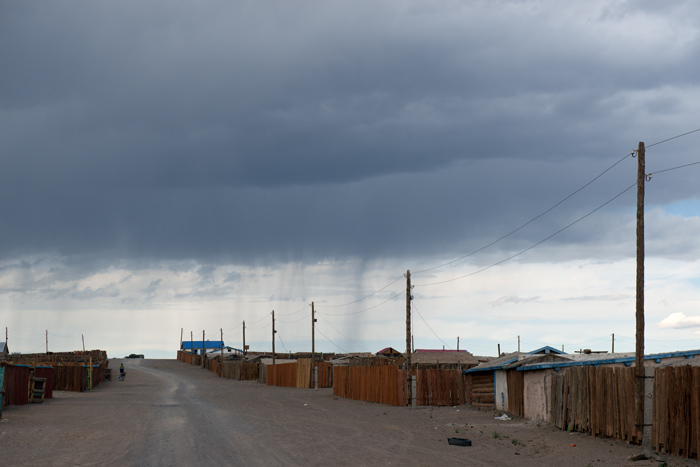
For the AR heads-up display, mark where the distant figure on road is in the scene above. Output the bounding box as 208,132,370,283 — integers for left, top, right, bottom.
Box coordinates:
120,363,124,375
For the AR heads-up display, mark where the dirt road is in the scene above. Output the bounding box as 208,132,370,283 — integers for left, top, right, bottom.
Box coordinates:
1,359,698,466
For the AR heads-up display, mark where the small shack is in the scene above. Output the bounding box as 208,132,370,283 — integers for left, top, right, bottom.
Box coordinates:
181,340,226,355
463,346,567,411
376,347,402,358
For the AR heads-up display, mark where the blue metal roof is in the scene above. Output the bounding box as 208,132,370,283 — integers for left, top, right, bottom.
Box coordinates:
516,349,700,372
182,340,225,350
528,345,566,355
463,346,567,374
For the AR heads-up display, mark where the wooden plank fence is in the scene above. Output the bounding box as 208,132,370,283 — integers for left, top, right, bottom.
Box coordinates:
267,362,298,388
313,361,332,388
550,366,640,443
333,366,407,406
653,366,700,459
415,369,464,406
221,361,259,380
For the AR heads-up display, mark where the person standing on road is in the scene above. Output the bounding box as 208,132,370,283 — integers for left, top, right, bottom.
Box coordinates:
120,363,124,375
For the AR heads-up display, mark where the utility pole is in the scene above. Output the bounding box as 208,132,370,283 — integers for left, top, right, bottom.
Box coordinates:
191,331,193,365
202,330,206,368
311,302,316,362
82,334,85,353
272,311,276,365
243,321,247,358
405,269,413,407
612,333,615,353
312,301,318,390
634,141,651,453
457,336,459,351
518,335,520,353
406,270,412,367
46,330,48,354
221,328,224,364
180,328,183,352
498,343,500,356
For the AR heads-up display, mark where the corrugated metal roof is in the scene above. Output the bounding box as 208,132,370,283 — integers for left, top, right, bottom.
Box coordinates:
516,349,700,371
181,340,224,350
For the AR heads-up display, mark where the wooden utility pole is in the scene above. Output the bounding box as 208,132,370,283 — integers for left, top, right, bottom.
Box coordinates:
498,343,500,356
457,336,459,351
518,335,520,353
405,270,412,407
612,333,615,353
180,328,183,351
220,328,224,363
311,302,316,361
272,311,276,365
243,321,247,357
82,334,85,353
202,330,206,368
406,270,411,367
45,330,48,354
634,141,649,450
190,331,193,365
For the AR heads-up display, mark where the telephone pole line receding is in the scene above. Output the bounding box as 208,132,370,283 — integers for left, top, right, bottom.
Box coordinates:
243,321,247,357
634,141,651,453
272,311,276,365
311,302,316,362
406,270,411,368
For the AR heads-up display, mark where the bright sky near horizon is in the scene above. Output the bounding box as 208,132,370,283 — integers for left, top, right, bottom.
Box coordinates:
1,1,699,358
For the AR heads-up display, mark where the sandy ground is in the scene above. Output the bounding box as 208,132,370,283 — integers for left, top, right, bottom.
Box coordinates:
1,359,699,467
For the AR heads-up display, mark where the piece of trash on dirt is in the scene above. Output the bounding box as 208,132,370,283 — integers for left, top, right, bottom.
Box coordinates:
447,438,472,447
494,414,511,421
570,444,576,447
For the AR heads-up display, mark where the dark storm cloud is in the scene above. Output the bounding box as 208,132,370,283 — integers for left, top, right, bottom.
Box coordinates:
2,1,700,266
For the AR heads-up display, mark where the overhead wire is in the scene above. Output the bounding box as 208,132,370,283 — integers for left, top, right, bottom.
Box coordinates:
413,300,452,350
646,128,700,149
649,160,700,176
314,326,349,353
412,151,634,275
415,181,638,287
276,303,311,317
319,275,405,308
278,312,312,324
277,333,289,352
316,315,368,352
316,290,404,316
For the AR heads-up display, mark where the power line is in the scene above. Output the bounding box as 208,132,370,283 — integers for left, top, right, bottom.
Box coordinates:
316,315,368,352
320,275,405,308
646,128,700,149
277,333,289,352
316,290,404,316
649,160,700,176
413,301,452,350
415,181,637,287
276,303,311,317
278,312,312,324
413,151,634,275
315,326,349,353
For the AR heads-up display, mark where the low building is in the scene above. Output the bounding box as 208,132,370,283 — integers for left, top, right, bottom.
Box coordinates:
0,342,8,358
181,340,226,355
376,347,402,358
463,346,567,412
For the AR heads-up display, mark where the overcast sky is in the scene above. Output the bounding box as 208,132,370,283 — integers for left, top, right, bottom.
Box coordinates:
2,1,699,358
